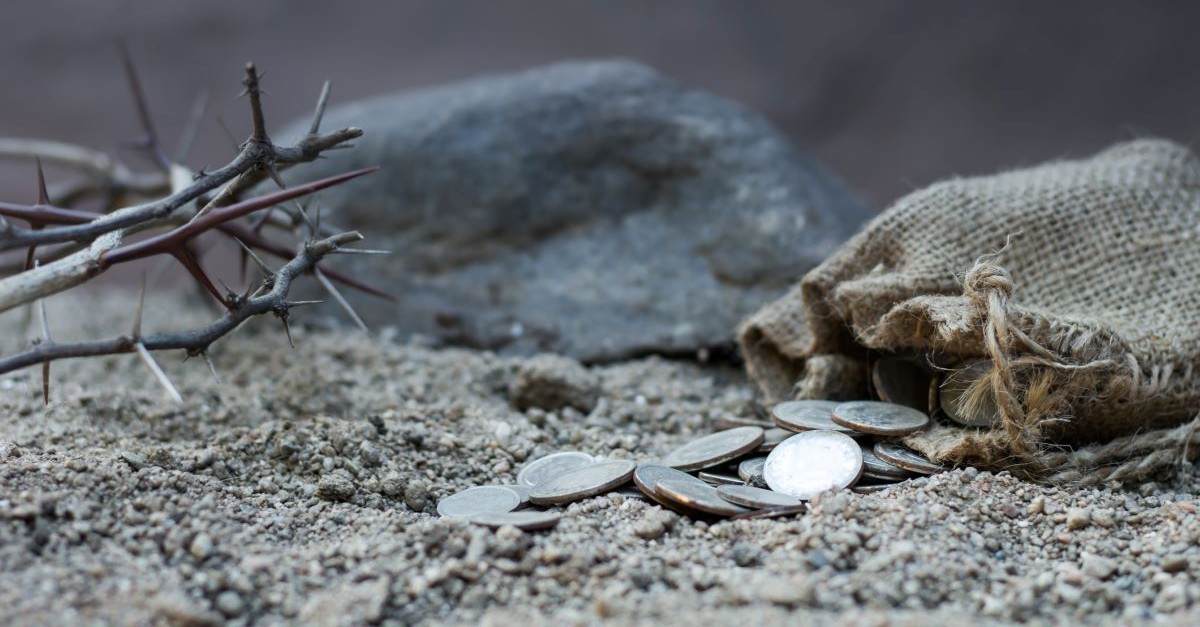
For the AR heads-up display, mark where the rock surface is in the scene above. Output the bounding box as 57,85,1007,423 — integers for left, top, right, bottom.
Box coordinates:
281,59,871,361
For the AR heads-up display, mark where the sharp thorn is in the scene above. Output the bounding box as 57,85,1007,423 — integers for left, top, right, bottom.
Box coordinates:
216,116,240,155
132,274,147,338
329,248,391,255
231,237,274,275
175,89,209,163
315,267,368,332
35,157,50,205
280,316,294,348
199,350,222,385
135,342,183,403
284,299,324,308
42,361,50,405
118,42,170,170
309,80,332,135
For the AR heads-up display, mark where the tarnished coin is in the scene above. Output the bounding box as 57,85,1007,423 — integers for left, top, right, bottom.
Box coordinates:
662,427,764,472
940,360,1000,427
517,451,596,488
771,400,855,434
873,441,944,475
738,456,767,483
758,427,791,453
467,510,561,531
529,459,636,505
716,485,803,509
831,401,930,436
714,415,774,430
729,504,808,520
698,471,742,486
764,431,863,499
437,485,521,518
654,479,751,517
872,357,932,412
861,444,913,481
632,464,711,514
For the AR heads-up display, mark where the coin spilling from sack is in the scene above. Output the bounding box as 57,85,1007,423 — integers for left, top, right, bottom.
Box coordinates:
437,389,948,530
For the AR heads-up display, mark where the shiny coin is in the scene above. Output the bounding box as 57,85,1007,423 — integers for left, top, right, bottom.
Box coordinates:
940,360,1000,427
529,459,636,505
831,401,930,436
716,485,803,509
517,451,596,488
467,510,561,531
738,456,767,483
758,427,791,453
729,504,808,520
861,444,914,481
872,357,932,412
764,431,863,499
655,478,751,517
873,441,944,475
698,470,743,486
772,400,857,434
611,487,651,501
437,485,521,518
632,464,710,514
661,426,764,472
499,484,532,509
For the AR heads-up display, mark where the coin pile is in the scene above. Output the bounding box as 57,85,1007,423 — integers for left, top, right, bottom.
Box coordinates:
437,396,952,529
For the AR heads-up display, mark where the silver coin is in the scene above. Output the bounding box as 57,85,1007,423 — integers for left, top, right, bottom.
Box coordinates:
771,400,856,434
661,426,764,472
872,357,931,412
697,471,743,486
654,478,751,517
852,482,897,495
632,464,710,514
940,360,1000,427
716,484,803,509
764,430,863,499
499,484,532,509
757,427,791,453
516,451,596,488
873,441,944,475
714,415,774,430
528,459,636,505
861,444,913,481
738,456,767,483
437,485,521,518
467,510,561,531
831,401,930,436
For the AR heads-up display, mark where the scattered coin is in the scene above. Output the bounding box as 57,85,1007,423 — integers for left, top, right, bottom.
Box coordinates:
860,443,914,481
940,360,1000,427
738,456,767,483
698,471,743,486
757,427,791,453
517,451,596,488
661,426,764,472
852,482,896,495
764,430,863,499
771,400,856,434
716,484,803,509
729,504,808,520
437,485,521,518
831,401,930,436
611,487,651,501
655,478,751,517
529,459,636,505
632,463,711,514
714,415,774,430
499,484,533,509
872,356,931,412
873,441,944,475
467,510,562,531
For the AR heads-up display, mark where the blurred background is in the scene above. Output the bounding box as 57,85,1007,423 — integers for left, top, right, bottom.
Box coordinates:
1,0,1197,210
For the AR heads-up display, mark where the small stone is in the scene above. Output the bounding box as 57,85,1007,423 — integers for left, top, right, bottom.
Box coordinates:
119,451,147,469
1162,556,1189,573
189,533,213,560
215,590,245,617
731,541,764,567
510,354,600,413
316,472,357,502
633,520,666,540
1081,554,1117,580
1066,507,1091,530
1027,495,1045,516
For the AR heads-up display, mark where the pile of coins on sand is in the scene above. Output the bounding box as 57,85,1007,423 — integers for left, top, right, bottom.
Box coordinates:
437,356,977,531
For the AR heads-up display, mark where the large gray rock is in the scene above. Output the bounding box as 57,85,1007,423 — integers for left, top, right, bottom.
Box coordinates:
283,60,871,361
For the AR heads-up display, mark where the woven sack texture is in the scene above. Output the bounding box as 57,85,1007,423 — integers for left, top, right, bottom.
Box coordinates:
739,139,1200,484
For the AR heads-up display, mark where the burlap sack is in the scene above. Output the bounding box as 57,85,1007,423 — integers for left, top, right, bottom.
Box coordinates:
739,139,1200,484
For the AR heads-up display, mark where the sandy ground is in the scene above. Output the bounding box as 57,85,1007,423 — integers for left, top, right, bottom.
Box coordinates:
3,290,1200,626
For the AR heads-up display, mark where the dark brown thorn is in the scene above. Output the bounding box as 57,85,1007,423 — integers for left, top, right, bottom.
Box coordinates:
103,167,377,266
132,274,147,338
169,247,228,309
37,284,51,405
280,314,294,348
243,62,269,143
309,80,332,135
42,361,50,405
176,89,209,163
35,157,49,206
119,42,170,170
0,201,97,226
